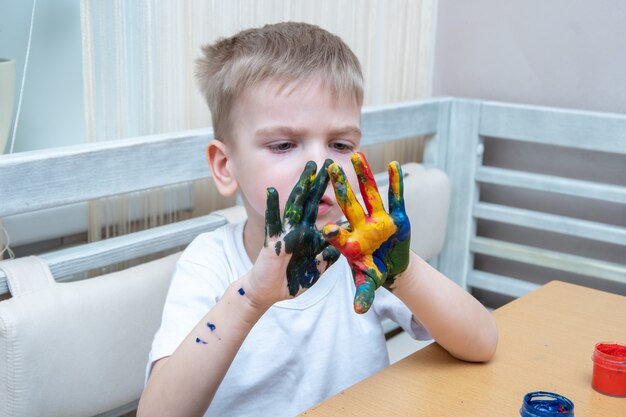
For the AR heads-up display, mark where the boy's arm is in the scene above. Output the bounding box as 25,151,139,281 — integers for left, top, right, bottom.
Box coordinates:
138,160,336,416
323,152,497,362
390,252,498,362
137,276,267,417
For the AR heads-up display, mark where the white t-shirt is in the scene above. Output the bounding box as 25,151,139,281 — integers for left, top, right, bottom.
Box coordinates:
148,221,430,417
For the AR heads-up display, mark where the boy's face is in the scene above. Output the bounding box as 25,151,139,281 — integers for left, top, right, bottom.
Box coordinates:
226,77,361,233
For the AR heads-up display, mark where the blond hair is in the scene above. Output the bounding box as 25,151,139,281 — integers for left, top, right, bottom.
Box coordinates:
195,22,363,141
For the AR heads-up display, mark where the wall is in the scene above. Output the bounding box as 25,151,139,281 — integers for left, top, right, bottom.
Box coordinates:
433,0,626,114
0,0,85,153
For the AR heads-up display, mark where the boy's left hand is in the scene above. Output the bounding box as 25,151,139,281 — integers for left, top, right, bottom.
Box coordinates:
322,152,411,314
265,159,340,297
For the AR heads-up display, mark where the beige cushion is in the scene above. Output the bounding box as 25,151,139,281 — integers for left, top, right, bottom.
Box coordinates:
387,162,450,261
0,253,179,417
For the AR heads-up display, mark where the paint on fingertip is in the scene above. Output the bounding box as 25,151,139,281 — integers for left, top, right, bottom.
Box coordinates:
207,322,216,331
238,287,245,296
196,337,208,345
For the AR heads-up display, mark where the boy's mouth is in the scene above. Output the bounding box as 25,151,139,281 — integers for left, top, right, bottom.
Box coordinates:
317,195,334,216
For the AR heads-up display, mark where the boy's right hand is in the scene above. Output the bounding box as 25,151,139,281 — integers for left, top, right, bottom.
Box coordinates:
244,159,339,310
322,152,411,314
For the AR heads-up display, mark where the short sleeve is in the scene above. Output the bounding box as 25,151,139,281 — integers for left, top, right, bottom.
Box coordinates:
373,287,431,341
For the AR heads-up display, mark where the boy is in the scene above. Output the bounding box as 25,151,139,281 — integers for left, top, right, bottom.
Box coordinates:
138,22,497,417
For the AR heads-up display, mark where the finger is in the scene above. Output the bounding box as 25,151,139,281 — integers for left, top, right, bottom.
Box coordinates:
321,222,352,251
264,187,282,244
352,271,376,314
388,161,405,214
321,246,340,268
284,161,317,227
328,162,366,226
352,152,385,215
302,159,333,224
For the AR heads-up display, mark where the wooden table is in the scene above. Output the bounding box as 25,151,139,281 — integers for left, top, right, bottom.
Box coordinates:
301,281,626,416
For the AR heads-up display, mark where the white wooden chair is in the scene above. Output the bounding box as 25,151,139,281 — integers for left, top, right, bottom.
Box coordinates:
1,98,625,416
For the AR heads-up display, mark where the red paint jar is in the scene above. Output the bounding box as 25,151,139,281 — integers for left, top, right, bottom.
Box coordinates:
591,342,626,397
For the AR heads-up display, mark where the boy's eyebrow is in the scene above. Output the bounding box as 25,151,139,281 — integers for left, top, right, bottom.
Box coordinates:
255,126,303,138
328,126,362,139
255,126,362,138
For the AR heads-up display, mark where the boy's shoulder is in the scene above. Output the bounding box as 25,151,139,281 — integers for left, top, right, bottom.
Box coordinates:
181,221,245,263
174,221,250,288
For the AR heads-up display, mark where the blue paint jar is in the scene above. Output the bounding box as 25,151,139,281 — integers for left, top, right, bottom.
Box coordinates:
519,391,574,416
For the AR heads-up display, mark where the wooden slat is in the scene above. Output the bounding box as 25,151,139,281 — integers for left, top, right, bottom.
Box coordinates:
422,98,452,172
479,101,626,154
470,237,626,284
473,202,626,245
2,203,87,246
435,100,482,288
3,184,194,247
0,129,213,217
467,270,540,298
360,99,443,146
0,214,226,294
476,166,626,204
0,100,443,219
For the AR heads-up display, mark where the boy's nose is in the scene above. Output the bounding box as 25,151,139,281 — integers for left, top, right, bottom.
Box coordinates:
306,145,333,172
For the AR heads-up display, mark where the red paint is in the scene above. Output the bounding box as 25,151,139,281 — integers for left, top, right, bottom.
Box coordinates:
591,342,626,397
353,270,367,288
597,343,626,357
342,240,362,260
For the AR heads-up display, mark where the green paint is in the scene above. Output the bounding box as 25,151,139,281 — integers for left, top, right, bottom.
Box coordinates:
302,159,332,224
283,161,316,227
322,246,340,266
264,187,282,247
262,160,339,297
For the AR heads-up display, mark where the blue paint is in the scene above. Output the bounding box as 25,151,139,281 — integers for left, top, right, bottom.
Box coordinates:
195,337,208,345
207,322,216,331
238,287,245,295
520,391,574,416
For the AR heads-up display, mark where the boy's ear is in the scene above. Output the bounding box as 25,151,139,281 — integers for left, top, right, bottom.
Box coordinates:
206,139,238,196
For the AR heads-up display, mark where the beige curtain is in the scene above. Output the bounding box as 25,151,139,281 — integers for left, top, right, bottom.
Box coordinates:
80,0,436,242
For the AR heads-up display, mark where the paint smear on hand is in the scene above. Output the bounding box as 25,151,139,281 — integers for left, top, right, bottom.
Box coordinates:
323,152,411,314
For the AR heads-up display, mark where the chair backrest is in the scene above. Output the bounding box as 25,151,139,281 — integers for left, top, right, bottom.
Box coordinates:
426,100,626,300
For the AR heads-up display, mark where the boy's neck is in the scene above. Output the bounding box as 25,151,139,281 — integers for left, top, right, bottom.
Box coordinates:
242,220,264,264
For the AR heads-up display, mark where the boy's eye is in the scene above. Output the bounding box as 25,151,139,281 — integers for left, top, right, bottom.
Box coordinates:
268,142,295,152
331,142,355,152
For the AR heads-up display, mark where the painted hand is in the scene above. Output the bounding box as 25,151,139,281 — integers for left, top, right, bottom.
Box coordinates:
265,159,340,297
322,152,411,314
